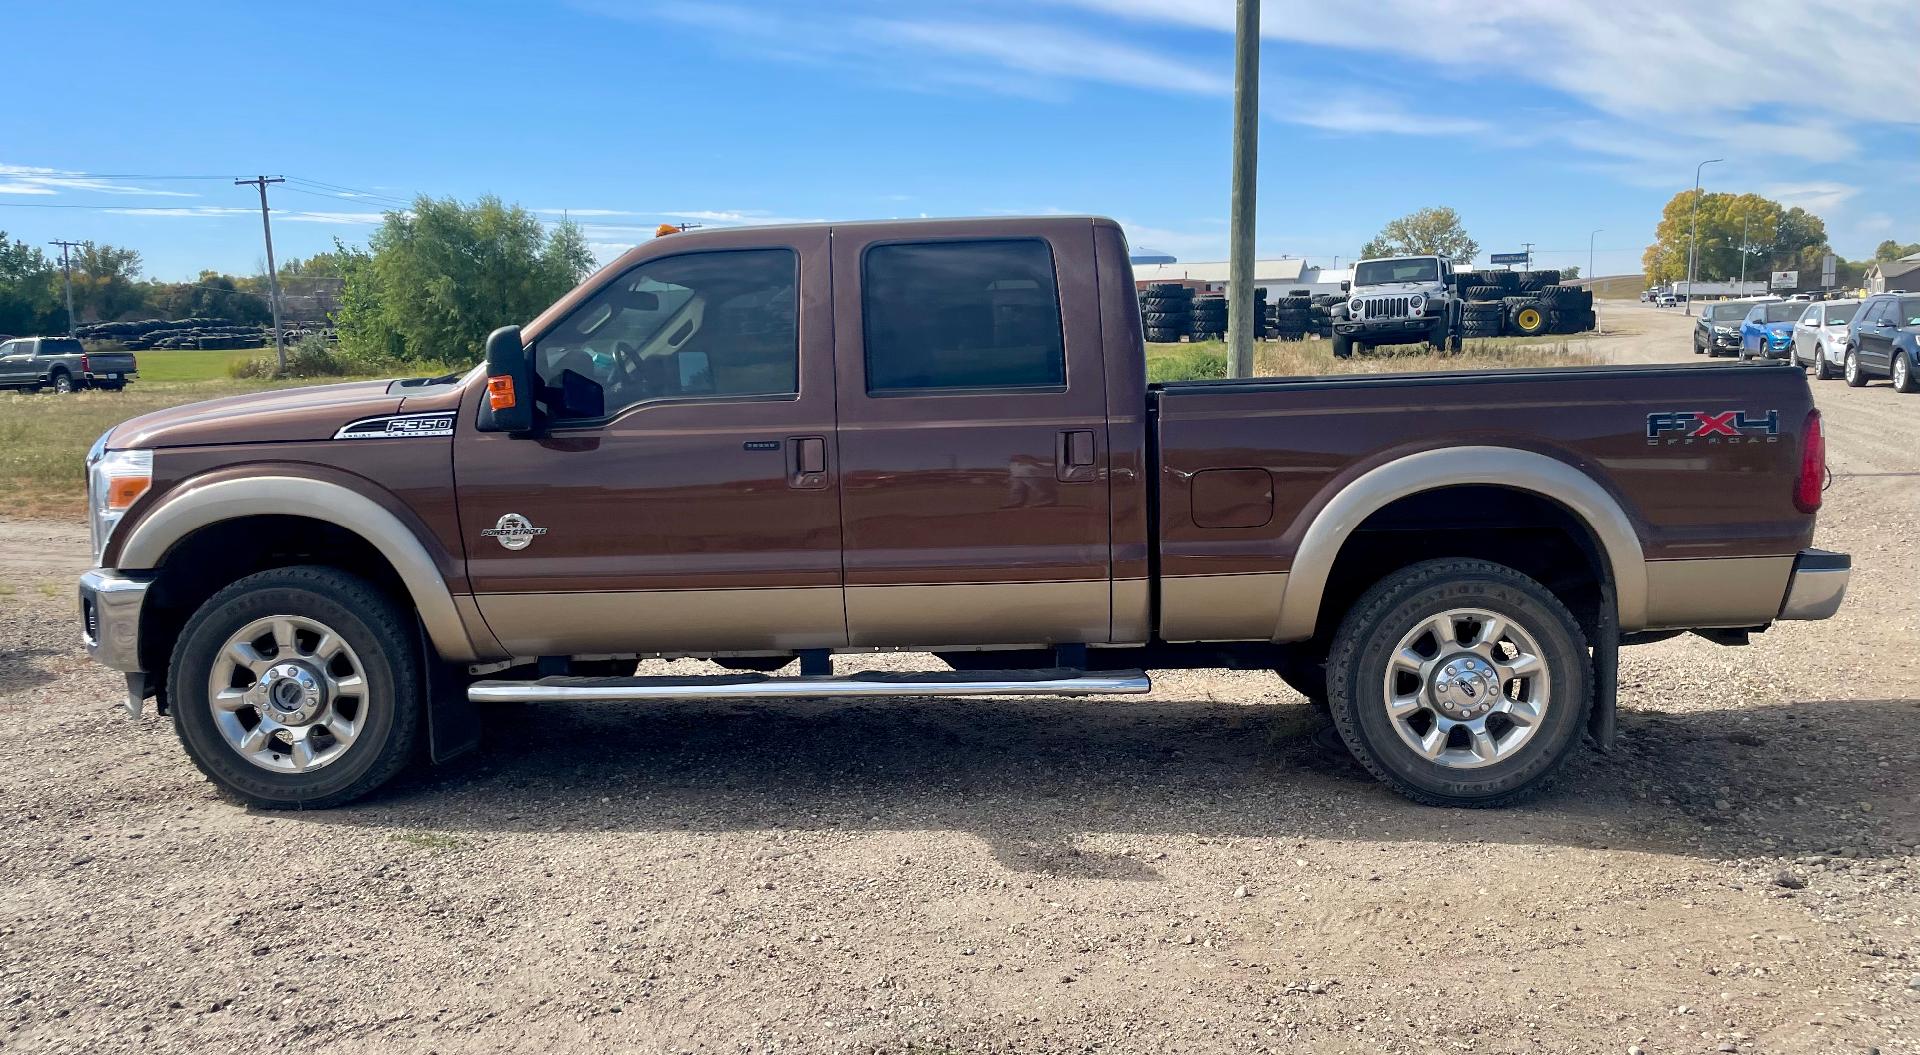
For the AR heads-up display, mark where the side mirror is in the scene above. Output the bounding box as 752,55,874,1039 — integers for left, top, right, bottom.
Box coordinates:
1339,281,1351,292
480,325,535,434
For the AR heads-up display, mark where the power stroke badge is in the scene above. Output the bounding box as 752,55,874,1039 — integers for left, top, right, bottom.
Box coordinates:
1645,410,1780,446
481,513,549,551
333,413,456,440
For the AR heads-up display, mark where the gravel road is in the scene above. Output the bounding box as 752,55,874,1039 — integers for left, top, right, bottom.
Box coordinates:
2,302,1915,1054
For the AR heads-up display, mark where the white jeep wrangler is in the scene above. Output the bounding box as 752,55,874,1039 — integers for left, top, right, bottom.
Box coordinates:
1331,255,1463,358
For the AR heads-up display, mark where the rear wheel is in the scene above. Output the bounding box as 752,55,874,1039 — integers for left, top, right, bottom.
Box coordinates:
49,371,72,394
168,566,422,809
1895,352,1917,393
1846,347,1866,387
1325,559,1590,807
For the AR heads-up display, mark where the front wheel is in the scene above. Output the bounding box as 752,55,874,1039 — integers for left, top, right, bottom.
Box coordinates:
1894,352,1917,394
1325,559,1591,807
1331,333,1353,359
168,566,422,809
1814,346,1837,380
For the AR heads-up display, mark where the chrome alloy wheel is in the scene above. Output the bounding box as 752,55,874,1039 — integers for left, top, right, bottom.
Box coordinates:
207,615,369,773
1380,608,1549,769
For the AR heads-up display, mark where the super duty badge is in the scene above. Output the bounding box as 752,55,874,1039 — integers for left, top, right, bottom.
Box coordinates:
334,413,457,440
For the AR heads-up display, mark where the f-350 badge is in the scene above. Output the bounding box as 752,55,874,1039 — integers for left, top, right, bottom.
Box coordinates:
482,513,548,551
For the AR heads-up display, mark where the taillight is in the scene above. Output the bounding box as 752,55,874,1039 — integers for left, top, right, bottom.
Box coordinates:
79,354,89,373
1794,409,1824,514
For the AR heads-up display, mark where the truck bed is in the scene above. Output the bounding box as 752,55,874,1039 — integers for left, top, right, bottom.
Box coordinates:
1147,361,1817,643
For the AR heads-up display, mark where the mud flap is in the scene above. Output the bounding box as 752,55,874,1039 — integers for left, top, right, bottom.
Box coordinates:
420,624,481,764
1587,581,1618,752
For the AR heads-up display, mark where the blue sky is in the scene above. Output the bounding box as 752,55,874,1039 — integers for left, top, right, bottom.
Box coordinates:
3,0,1915,280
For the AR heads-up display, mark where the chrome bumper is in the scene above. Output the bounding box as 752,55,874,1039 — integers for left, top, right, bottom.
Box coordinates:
1778,549,1850,621
79,568,151,672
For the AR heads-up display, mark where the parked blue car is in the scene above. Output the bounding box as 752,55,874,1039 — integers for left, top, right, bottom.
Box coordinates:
1739,300,1806,361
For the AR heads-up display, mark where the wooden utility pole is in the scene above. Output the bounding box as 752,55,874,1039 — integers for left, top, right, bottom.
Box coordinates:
236,176,288,369
1226,0,1260,378
48,240,81,335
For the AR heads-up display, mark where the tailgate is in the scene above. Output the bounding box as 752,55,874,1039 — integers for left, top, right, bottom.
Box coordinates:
89,353,137,374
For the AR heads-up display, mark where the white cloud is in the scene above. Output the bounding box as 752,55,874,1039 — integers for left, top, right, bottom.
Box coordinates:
0,163,198,198
1762,181,1861,215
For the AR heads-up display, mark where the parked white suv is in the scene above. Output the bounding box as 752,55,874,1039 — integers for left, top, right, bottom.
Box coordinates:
1330,255,1462,358
1792,299,1859,380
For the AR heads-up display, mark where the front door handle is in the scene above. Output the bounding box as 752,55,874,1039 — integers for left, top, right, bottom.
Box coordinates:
790,436,828,489
1057,429,1097,483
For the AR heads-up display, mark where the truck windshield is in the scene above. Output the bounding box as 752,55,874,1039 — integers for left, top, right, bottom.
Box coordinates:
1709,303,1757,322
1354,259,1438,285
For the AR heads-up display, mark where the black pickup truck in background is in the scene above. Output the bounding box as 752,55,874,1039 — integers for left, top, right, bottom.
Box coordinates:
0,336,138,393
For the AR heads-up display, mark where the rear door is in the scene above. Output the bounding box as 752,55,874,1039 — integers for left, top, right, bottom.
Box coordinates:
1856,299,1893,371
829,222,1112,648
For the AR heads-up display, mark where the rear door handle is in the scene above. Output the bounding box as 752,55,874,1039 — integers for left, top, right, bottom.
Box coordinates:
1057,429,1097,482
790,436,828,489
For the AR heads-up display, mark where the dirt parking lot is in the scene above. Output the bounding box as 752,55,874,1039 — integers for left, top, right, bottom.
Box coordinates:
2,302,1916,1054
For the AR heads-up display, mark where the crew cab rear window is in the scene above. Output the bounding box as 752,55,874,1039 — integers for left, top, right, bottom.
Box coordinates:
861,239,1066,393
40,337,82,355
535,248,798,421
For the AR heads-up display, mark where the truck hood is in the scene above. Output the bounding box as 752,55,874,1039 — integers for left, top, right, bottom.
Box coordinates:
109,379,409,450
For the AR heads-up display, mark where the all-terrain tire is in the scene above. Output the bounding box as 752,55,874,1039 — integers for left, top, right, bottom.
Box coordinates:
1331,333,1354,359
168,566,423,809
1466,285,1505,302
1325,559,1591,807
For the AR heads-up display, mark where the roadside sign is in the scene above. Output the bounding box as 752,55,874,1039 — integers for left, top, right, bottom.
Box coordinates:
1490,253,1529,265
1771,270,1799,289
1821,254,1836,288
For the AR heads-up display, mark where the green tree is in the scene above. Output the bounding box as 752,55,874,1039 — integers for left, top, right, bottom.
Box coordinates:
1641,192,1828,285
1875,239,1920,261
338,196,595,364
1360,207,1478,262
66,241,144,322
0,232,61,335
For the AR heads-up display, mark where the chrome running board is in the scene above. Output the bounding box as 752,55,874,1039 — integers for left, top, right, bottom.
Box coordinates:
467,668,1151,703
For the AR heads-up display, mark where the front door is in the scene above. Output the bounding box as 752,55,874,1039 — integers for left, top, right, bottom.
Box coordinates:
0,341,31,385
455,230,845,657
829,223,1112,648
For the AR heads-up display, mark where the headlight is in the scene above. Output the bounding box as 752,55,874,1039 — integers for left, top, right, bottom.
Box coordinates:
1409,294,1428,315
1348,298,1365,318
88,441,152,565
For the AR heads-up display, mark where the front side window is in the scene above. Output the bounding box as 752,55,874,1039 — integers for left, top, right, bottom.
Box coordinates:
534,248,797,421
1858,300,1887,327
862,239,1065,393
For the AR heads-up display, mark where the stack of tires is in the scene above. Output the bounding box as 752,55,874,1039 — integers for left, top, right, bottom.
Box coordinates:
1462,298,1505,340
1539,285,1595,334
1140,283,1193,343
1310,295,1339,339
1189,294,1226,340
1271,291,1313,341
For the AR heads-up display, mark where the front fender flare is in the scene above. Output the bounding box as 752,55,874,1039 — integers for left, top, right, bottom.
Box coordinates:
1274,446,1648,642
116,474,485,663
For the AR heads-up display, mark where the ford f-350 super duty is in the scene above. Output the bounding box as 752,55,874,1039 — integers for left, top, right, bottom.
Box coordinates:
78,217,1850,810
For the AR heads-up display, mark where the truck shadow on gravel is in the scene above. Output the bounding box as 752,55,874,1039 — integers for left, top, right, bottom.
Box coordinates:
309,694,1919,875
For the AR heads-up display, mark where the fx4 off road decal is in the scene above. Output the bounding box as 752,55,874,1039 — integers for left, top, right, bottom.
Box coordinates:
333,413,456,440
1645,410,1780,446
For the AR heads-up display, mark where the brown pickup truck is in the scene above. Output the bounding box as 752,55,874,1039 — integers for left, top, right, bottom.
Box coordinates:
79,216,1850,810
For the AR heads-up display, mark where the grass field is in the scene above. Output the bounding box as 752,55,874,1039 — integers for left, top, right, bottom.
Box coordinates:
130,347,271,382
0,359,379,518
1145,334,1599,382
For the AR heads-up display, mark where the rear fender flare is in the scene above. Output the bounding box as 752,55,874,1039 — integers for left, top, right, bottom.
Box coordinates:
1274,446,1647,641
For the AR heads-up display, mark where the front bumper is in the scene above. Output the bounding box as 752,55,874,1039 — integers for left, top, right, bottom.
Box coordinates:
1712,333,1739,350
1335,316,1439,337
79,568,150,672
1778,549,1850,620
